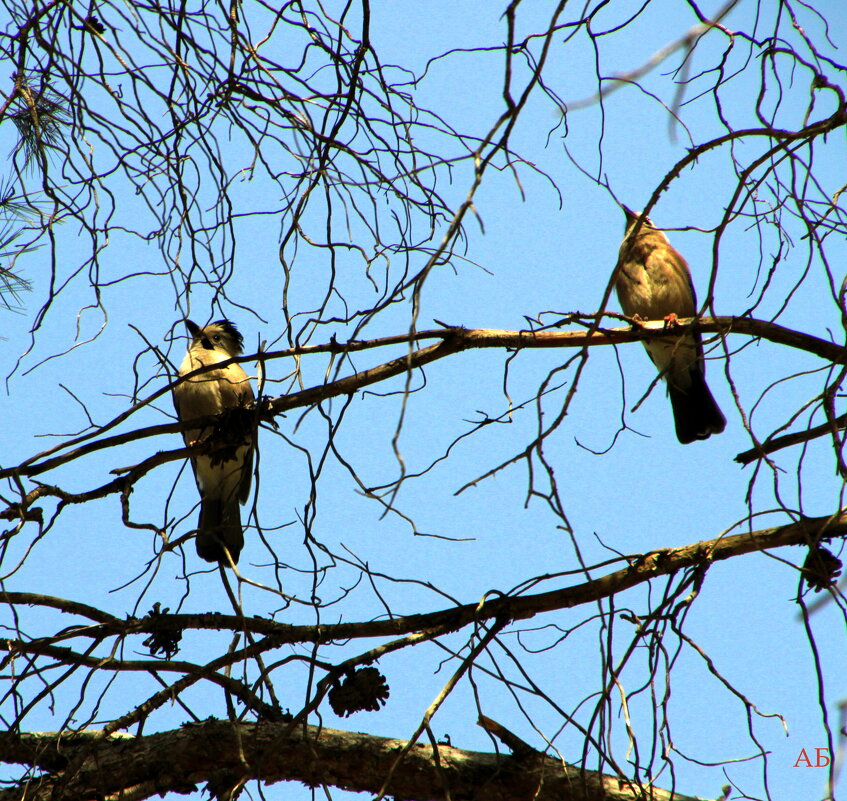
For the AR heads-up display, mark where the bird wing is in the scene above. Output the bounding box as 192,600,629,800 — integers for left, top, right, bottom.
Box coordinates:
218,362,255,503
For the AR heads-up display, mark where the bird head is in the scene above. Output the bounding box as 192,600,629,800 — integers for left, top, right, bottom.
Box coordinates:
620,204,656,234
184,319,244,357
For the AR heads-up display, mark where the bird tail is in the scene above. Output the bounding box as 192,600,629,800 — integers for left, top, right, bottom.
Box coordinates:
668,369,726,444
196,496,244,564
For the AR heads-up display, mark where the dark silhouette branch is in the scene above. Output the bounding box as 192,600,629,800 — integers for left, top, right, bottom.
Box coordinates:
5,510,843,651
1,315,838,492
735,412,847,465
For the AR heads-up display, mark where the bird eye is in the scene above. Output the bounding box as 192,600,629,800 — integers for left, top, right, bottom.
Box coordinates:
213,334,221,342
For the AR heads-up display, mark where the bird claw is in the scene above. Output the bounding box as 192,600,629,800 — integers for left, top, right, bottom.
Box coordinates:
663,312,681,329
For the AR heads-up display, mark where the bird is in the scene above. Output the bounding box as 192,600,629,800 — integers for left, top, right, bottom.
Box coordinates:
614,205,726,444
173,319,255,564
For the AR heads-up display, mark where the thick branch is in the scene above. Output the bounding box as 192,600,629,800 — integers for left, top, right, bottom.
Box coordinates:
0,720,713,801
1,315,838,488
5,510,843,649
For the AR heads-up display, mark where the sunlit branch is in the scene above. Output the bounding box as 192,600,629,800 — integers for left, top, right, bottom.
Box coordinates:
0,315,839,492
0,719,709,801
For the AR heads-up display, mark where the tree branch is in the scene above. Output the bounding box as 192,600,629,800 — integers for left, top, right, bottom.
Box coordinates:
5,510,843,648
1,314,839,489
0,720,714,801
734,412,847,465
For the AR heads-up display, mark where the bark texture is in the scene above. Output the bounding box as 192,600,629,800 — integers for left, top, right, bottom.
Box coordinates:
0,720,713,801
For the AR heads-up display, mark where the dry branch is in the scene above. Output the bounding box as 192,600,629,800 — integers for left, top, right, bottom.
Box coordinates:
0,719,714,801
0,314,837,491
5,509,842,650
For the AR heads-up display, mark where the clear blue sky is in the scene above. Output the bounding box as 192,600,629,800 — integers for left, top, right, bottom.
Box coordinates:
2,1,846,799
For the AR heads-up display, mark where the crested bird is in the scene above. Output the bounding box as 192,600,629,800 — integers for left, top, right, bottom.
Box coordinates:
173,319,255,564
615,206,726,443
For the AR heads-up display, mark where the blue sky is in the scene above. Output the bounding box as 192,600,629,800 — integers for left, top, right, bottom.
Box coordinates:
2,1,846,799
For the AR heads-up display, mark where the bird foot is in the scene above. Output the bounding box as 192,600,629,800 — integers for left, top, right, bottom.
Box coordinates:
663,312,681,329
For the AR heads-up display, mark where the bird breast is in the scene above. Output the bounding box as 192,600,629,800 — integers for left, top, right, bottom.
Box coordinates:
616,237,696,320
175,349,252,440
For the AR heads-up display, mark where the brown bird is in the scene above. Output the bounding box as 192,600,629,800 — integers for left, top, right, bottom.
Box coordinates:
615,206,726,443
173,320,255,564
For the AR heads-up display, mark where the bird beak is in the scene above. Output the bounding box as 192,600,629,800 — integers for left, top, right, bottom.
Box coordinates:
184,319,200,338
619,203,638,223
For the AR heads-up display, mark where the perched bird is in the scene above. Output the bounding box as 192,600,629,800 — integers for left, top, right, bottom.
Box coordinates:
615,206,726,444
173,319,255,564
